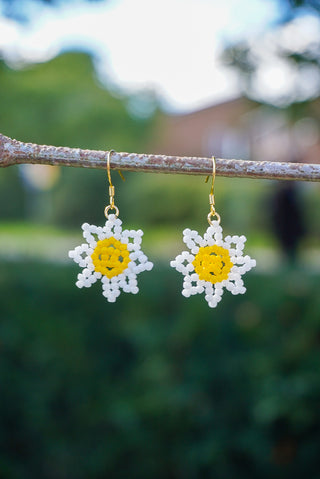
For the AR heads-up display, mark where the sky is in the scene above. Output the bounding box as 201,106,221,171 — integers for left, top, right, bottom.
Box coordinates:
0,0,317,112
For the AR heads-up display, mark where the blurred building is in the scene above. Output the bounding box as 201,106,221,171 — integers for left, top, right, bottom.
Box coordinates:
154,96,320,164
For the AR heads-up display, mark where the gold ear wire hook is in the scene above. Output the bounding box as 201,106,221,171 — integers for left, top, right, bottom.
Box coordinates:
118,170,125,181
206,156,221,225
205,155,215,203
107,150,115,208
107,150,125,187
105,149,124,218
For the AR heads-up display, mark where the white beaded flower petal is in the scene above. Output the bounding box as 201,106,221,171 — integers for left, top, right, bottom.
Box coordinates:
170,220,256,308
68,214,153,302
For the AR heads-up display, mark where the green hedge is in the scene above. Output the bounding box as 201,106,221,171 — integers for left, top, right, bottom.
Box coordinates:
0,261,320,478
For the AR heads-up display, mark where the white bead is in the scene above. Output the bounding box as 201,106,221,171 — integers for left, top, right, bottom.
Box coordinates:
129,278,138,287
130,264,139,274
208,301,217,308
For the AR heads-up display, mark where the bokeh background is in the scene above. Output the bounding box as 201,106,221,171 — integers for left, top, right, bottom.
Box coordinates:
1,0,320,477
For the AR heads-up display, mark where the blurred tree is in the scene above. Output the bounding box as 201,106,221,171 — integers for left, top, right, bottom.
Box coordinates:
0,51,153,150
0,48,269,234
0,0,104,22
0,51,158,225
222,0,320,107
280,0,320,20
0,50,275,235
221,0,320,260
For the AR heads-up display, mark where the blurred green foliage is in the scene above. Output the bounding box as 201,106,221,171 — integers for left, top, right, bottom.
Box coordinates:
1,261,320,478
1,52,320,242
0,52,150,149
0,52,156,225
1,49,320,479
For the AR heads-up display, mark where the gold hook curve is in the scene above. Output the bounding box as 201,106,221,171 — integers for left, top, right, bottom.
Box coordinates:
107,149,115,189
105,149,123,219
107,149,125,185
206,156,220,225
205,155,215,195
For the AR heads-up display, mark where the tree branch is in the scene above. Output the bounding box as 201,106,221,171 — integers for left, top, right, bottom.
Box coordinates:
1,133,319,181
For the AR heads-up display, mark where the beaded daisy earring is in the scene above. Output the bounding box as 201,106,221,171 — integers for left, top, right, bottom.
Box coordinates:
68,150,153,302
170,156,256,308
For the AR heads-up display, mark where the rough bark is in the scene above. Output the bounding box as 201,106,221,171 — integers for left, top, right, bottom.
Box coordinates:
1,133,319,181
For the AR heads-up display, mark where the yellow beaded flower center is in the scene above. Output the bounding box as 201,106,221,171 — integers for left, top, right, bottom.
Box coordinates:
193,245,233,284
91,237,131,278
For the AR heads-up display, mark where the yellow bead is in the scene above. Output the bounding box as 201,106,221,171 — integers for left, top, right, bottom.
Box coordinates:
193,245,233,284
91,236,131,278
